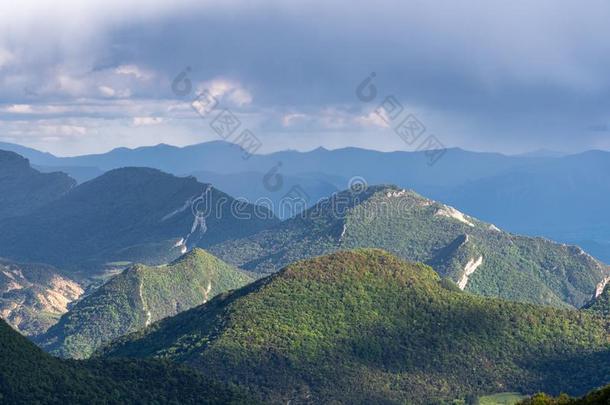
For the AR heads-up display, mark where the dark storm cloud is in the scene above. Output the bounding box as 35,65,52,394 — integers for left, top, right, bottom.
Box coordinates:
2,0,610,153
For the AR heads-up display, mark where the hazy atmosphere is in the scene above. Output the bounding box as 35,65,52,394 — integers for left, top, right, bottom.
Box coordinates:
2,2,610,405
2,0,610,155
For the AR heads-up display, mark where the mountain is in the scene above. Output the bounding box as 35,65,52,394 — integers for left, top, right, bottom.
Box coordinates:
582,283,610,316
0,259,83,336
515,149,567,158
433,150,610,263
7,140,610,262
0,150,75,220
34,164,104,183
0,319,254,404
38,249,252,359
101,249,610,404
191,170,344,219
0,167,279,275
0,142,60,166
15,141,528,188
208,185,609,308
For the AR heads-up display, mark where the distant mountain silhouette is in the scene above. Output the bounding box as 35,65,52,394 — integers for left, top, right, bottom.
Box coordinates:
0,166,278,275
2,141,610,262
0,150,75,220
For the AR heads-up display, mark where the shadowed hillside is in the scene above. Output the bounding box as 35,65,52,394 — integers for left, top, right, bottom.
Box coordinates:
102,249,610,404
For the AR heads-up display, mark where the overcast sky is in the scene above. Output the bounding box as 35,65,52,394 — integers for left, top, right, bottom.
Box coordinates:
1,0,610,156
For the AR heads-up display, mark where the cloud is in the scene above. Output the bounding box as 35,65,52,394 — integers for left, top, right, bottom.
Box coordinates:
0,48,14,68
98,86,116,97
4,104,33,114
282,113,308,127
98,85,131,98
132,116,164,126
197,78,253,107
355,111,390,129
115,65,153,80
2,0,610,154
40,124,88,137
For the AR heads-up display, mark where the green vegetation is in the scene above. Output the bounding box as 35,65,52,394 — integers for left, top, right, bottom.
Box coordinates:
583,284,610,317
519,384,610,404
0,319,254,404
209,185,609,307
479,392,527,405
102,249,610,404
38,248,251,359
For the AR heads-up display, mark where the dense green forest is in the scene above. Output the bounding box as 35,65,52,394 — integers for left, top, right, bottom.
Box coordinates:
102,249,610,404
519,383,610,404
38,248,251,359
0,319,254,404
209,186,609,308
583,284,610,317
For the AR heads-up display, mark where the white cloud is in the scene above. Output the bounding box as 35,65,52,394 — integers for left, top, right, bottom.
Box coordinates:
40,124,88,136
98,85,131,98
132,116,164,126
115,64,153,80
282,113,308,127
4,104,33,114
56,74,87,96
198,78,253,107
0,48,15,68
355,111,389,129
98,85,116,97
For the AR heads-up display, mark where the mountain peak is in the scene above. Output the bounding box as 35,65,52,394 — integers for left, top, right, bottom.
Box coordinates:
0,150,75,220
100,248,610,404
282,248,438,284
172,247,224,266
209,183,606,308
0,149,31,171
40,248,251,358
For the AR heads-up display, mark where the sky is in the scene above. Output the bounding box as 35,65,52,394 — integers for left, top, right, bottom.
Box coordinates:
1,0,610,156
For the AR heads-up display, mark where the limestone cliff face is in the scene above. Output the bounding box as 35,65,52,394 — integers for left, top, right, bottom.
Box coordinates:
0,259,83,336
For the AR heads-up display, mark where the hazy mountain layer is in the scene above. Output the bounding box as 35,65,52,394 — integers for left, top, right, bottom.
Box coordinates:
0,167,278,275
0,150,75,220
5,140,610,262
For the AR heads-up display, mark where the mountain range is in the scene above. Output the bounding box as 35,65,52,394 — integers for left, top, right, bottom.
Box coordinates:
0,166,278,276
101,249,610,404
208,185,609,308
38,249,251,359
2,140,609,262
1,143,610,402
0,150,75,220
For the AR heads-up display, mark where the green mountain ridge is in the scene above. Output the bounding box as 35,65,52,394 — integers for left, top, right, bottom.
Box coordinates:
0,167,279,276
0,319,254,404
38,248,252,359
209,185,609,308
101,249,610,404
